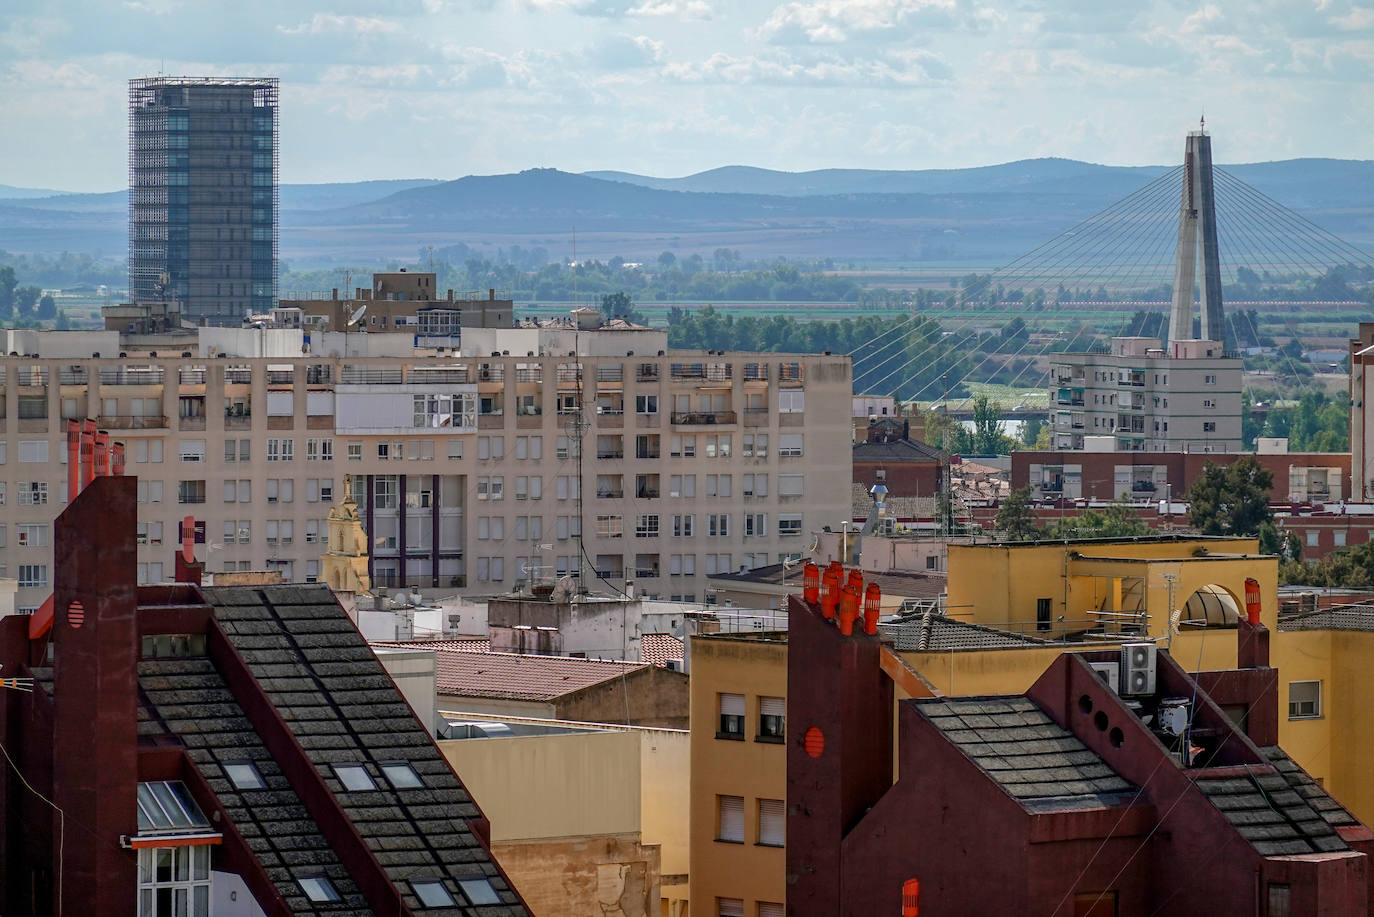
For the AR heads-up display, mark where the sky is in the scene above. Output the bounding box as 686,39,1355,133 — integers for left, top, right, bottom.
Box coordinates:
1,0,1372,192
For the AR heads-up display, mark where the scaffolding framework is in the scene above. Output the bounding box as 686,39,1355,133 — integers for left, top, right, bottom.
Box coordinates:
128,77,279,326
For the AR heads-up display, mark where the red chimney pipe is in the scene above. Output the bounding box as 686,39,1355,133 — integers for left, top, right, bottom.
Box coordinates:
80,419,98,490
846,568,864,594
902,879,920,916
94,430,110,478
838,585,860,636
820,569,840,620
111,442,126,477
803,562,820,604
1244,577,1261,626
66,420,80,501
863,582,882,635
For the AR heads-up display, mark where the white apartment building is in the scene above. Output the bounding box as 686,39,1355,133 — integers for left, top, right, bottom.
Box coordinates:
0,316,851,611
1048,336,1243,453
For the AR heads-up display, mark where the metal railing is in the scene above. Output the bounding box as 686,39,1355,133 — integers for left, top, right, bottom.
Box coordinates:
671,411,737,425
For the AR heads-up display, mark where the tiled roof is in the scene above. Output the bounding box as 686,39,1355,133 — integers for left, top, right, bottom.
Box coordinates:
1278,604,1374,632
916,696,1136,811
421,647,647,701
641,633,684,667
199,584,528,915
712,564,946,600
881,613,1050,652
1194,755,1351,857
1261,746,1360,831
138,658,374,915
853,438,943,463
375,638,492,653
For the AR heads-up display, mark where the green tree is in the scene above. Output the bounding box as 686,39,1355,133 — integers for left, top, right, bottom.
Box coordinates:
1186,457,1274,536
1019,416,1044,448
0,265,16,319
37,293,56,320
600,291,645,324
965,394,1017,455
55,309,71,331
995,485,1040,542
1044,500,1151,540
15,285,40,318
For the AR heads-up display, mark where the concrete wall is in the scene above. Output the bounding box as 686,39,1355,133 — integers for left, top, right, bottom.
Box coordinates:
441,729,667,917
555,666,690,729
373,646,438,735
640,729,690,912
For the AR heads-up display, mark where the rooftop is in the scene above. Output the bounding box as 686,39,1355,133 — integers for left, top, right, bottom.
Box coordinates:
711,564,946,600
853,438,943,463
915,696,1138,812
401,647,650,701
880,613,1054,652
1278,604,1374,632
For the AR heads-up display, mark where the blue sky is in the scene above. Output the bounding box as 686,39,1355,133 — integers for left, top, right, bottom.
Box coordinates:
2,0,1371,191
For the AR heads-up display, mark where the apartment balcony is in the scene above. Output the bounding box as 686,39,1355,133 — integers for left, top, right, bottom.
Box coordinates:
597,450,624,460
596,569,625,581
179,415,207,431
1132,481,1157,493
597,490,625,500
672,411,737,426
224,413,252,430
59,368,90,385
634,567,661,579
100,368,166,386
101,414,170,430
743,408,769,427
635,488,661,499
478,413,504,430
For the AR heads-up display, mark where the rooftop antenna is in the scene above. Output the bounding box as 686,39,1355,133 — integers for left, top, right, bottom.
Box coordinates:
347,303,367,328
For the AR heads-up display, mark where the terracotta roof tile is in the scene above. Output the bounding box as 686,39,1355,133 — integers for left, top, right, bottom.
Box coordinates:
640,633,684,667
384,646,647,701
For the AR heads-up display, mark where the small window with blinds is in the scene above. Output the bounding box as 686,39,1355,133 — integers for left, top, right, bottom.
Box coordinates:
757,696,785,742
717,899,744,917
718,693,745,740
717,795,745,843
758,904,784,917
757,798,784,847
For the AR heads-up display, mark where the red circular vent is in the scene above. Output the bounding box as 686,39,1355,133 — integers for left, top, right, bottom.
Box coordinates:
804,726,825,758
67,600,86,629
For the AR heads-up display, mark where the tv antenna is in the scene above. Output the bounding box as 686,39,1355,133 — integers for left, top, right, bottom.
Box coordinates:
347,303,368,328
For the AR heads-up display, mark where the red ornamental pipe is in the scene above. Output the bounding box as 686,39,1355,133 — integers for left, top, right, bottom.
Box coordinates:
111,442,126,477
95,430,110,478
1244,577,1262,626
66,420,80,501
820,569,840,620
902,879,920,916
838,585,860,636
80,419,98,490
863,582,882,635
803,563,820,604
846,568,864,593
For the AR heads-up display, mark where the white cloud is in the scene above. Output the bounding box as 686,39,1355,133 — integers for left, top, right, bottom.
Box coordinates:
279,14,402,36
628,0,714,18
663,48,950,86
1333,5,1374,28
757,0,987,44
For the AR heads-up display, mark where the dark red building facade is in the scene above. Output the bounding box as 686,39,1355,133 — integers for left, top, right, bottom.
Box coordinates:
0,462,530,915
786,590,1374,916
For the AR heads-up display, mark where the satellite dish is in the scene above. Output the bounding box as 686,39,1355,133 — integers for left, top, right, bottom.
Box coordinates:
347,304,368,327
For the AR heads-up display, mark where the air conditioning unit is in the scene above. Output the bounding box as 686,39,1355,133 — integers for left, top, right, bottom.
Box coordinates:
1088,661,1120,693
1119,642,1157,695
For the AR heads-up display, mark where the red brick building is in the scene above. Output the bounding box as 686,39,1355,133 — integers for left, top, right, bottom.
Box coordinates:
853,436,943,499
1013,450,1351,506
0,467,530,915
785,589,1374,915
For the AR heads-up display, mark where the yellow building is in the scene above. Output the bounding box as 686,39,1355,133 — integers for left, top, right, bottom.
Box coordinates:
688,633,788,917
441,713,690,917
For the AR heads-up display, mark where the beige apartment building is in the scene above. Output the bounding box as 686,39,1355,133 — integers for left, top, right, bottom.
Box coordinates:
0,313,850,612
1048,336,1243,453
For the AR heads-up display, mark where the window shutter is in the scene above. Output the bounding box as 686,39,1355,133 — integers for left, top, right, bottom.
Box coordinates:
759,798,785,846
759,904,784,917
720,693,745,717
717,899,744,917
759,696,785,718
718,796,744,842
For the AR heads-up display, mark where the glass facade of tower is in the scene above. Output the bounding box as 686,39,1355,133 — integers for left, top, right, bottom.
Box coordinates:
129,77,278,326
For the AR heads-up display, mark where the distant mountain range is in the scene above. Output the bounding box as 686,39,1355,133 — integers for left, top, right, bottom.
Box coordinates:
2,160,1370,267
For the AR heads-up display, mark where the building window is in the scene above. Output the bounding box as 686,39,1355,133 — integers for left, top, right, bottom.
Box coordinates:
347,442,363,461
1203,422,1216,433
299,877,342,903
459,878,501,905
1288,681,1321,719
1037,598,1052,631
1306,531,1319,547
717,795,745,843
776,516,802,537
1334,530,1347,547
718,693,745,739
223,761,266,790
381,762,424,789
411,879,456,907
758,696,785,742
332,763,377,791
778,434,803,457
717,900,744,917
1267,884,1291,917
18,482,47,506
759,904,784,917
18,565,47,589
177,480,206,504
778,390,805,413
758,798,785,847
137,846,211,917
